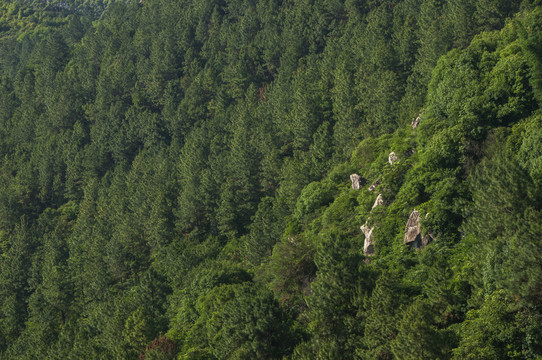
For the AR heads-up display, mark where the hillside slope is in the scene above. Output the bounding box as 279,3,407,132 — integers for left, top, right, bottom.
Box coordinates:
0,0,541,359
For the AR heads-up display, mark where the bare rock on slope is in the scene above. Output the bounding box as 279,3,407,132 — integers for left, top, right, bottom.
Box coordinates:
350,174,365,190
361,223,375,256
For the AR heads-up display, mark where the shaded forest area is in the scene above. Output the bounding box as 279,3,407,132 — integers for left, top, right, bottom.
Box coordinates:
0,0,542,358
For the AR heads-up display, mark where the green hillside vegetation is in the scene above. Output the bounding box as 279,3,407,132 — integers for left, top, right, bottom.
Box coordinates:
0,0,541,358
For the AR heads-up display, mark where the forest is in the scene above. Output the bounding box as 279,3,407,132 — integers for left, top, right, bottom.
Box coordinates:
0,0,541,358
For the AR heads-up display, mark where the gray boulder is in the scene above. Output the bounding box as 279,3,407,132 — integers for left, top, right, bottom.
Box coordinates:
412,114,421,128
368,180,380,192
389,152,398,165
371,194,384,210
404,210,422,248
361,223,375,256
403,210,434,249
350,174,364,190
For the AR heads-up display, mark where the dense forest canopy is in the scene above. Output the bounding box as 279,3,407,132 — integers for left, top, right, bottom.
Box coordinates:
0,0,541,358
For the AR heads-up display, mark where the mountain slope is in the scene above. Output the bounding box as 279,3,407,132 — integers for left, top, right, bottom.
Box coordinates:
0,0,540,358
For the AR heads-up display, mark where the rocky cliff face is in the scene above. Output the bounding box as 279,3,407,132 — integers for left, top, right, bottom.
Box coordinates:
371,194,384,210
404,210,421,245
411,113,421,128
350,174,365,190
361,223,375,256
403,210,432,249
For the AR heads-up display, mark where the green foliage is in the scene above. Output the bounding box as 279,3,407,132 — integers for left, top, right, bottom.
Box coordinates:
518,113,542,189
452,290,541,360
0,0,541,358
294,181,337,221
463,149,542,306
390,298,456,360
360,273,409,360
267,234,316,315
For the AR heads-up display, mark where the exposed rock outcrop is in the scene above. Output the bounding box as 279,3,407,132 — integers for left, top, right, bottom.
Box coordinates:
368,180,380,192
411,114,421,128
404,210,420,245
403,210,433,249
389,152,398,165
371,194,384,210
361,223,375,256
350,174,365,190
404,210,422,248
